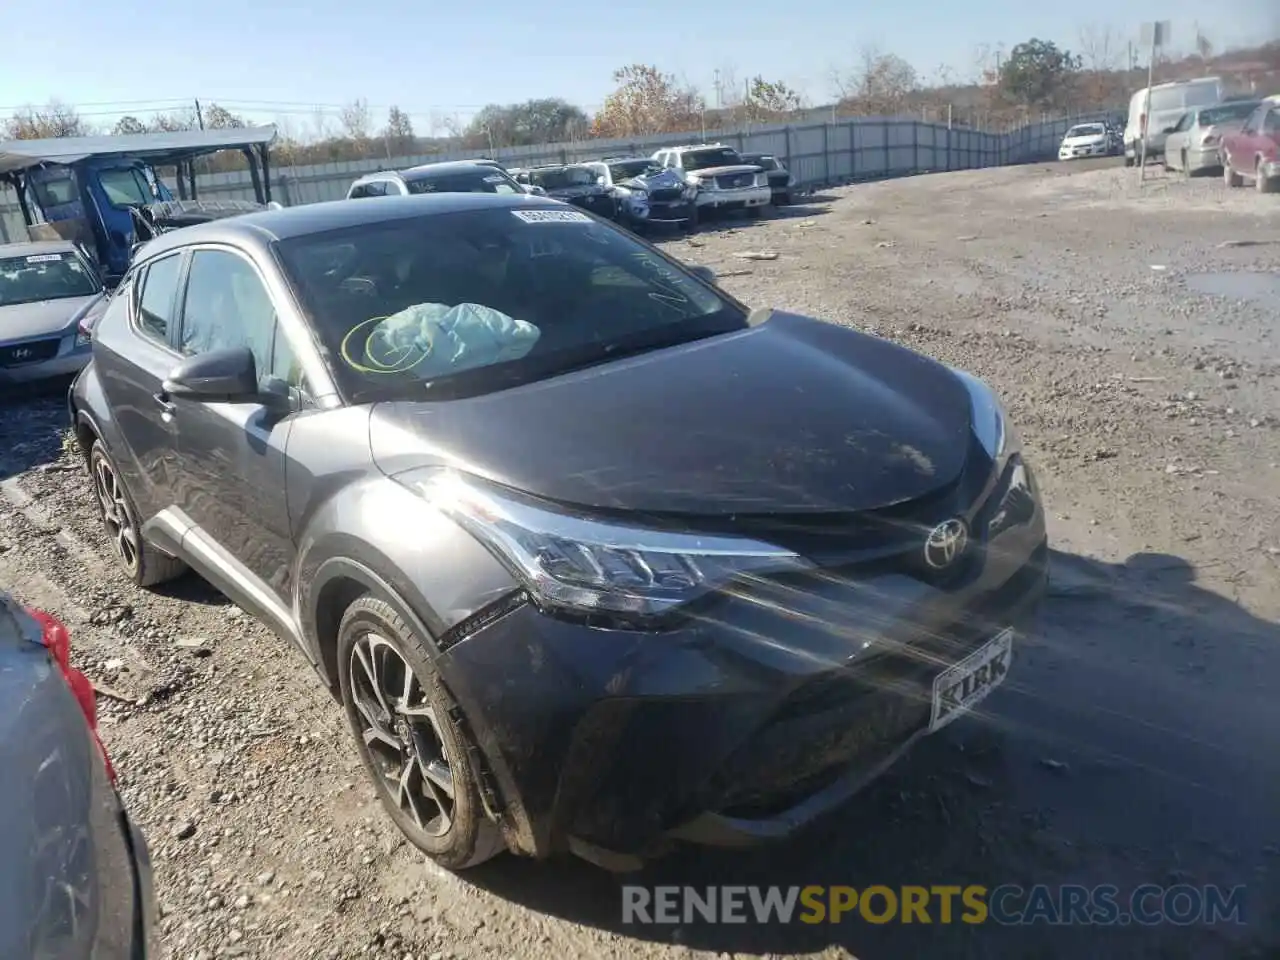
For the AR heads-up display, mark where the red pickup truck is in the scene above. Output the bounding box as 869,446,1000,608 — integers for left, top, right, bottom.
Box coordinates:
1221,98,1280,193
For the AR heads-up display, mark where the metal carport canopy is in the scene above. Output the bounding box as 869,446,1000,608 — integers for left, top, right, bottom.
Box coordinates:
0,125,277,176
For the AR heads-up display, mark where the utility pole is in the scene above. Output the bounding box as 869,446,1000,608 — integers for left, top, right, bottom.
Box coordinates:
1138,22,1169,186
194,99,205,130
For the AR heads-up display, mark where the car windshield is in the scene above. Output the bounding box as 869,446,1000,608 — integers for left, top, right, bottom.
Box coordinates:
0,251,100,307
682,148,741,170
530,167,595,189
1066,125,1105,138
406,171,522,195
98,166,156,208
608,160,660,180
275,208,744,402
1149,84,1220,112
1199,102,1261,126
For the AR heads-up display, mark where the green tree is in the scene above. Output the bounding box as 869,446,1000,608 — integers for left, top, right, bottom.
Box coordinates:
382,105,416,154
203,103,246,129
745,76,802,121
112,115,149,136
1000,38,1082,108
465,98,589,148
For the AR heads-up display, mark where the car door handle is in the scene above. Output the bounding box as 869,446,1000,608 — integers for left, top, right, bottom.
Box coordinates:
152,392,176,416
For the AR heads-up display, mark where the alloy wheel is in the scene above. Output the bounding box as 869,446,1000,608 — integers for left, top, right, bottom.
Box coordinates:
92,456,139,572
348,633,456,837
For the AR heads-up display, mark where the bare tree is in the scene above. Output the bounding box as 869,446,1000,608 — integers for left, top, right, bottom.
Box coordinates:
309,106,333,141
5,100,91,139
1078,24,1121,72
338,98,372,141
833,46,919,116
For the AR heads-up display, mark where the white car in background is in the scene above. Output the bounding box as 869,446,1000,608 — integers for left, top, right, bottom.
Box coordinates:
1058,123,1111,161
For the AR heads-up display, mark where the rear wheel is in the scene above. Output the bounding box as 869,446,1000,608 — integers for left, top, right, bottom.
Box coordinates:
336,595,504,871
1224,158,1243,187
89,441,186,588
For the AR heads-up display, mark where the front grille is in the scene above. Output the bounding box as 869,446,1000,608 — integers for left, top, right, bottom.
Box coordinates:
688,433,994,573
716,173,755,189
649,187,682,202
0,338,60,367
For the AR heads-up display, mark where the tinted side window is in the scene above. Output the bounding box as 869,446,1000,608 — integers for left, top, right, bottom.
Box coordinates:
178,250,276,379
136,253,183,343
1265,110,1280,135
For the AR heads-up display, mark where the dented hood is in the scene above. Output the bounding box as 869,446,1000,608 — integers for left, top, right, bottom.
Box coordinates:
369,312,974,516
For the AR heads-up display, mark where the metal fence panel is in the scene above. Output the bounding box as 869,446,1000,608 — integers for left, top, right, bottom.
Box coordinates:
0,112,1114,241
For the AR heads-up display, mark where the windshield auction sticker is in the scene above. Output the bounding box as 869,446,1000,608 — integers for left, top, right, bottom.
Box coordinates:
26,254,64,262
511,210,591,223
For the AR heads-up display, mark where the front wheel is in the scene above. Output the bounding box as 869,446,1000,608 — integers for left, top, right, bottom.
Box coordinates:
336,595,505,871
1224,159,1244,187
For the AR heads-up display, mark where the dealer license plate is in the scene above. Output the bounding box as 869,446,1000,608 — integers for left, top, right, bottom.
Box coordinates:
929,628,1014,732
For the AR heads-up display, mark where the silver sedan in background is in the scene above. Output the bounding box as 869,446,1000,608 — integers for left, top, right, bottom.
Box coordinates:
1164,99,1264,176
0,240,106,387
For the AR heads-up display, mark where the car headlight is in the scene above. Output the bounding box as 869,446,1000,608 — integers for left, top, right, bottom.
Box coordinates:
696,177,717,191
683,183,699,199
402,470,808,617
949,368,1020,461
754,173,768,187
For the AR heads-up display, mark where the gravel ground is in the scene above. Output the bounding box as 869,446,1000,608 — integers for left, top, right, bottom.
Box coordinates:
2,157,1279,960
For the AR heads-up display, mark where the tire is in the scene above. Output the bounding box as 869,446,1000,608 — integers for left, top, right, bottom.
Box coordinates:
1256,161,1277,194
336,595,505,871
1124,154,1134,168
1224,160,1243,188
777,191,792,206
89,441,186,588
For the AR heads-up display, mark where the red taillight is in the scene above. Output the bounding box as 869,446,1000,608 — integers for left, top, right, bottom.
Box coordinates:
26,607,116,784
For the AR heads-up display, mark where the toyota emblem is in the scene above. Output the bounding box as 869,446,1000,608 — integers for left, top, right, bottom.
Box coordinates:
923,518,969,570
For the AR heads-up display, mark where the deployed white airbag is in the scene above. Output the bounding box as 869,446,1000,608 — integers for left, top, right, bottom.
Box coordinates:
366,302,540,376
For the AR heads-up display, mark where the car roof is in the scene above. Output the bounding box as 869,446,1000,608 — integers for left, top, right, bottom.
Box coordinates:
0,239,81,258
400,160,509,180
134,193,557,257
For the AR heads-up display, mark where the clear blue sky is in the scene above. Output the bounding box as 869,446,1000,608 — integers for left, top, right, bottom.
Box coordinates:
1,0,1272,135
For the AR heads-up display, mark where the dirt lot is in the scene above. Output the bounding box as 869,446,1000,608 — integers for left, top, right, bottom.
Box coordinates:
2,158,1279,960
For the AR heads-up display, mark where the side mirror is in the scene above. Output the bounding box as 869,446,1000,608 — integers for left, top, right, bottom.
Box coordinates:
163,346,259,402
596,175,608,187
526,184,548,196
689,265,717,285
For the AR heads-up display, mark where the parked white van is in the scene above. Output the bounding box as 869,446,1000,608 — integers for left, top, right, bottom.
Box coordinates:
1124,77,1226,165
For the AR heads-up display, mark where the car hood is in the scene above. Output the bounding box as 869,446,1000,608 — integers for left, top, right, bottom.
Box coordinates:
687,164,761,178
0,294,102,342
369,312,974,516
620,169,685,191
1063,134,1106,146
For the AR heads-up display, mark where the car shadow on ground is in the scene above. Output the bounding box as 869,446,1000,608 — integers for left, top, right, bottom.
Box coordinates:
464,548,1280,959
0,382,75,480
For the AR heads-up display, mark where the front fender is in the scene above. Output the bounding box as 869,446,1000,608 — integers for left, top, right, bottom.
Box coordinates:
292,475,520,685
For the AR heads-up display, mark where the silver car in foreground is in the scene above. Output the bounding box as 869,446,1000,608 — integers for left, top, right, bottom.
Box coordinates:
1163,99,1264,176
0,240,106,387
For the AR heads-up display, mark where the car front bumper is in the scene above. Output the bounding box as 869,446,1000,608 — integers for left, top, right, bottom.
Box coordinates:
438,455,1049,862
1186,146,1224,172
1059,143,1109,160
695,184,772,210
0,336,91,386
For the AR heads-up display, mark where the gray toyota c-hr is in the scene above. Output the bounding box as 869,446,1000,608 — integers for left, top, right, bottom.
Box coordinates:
70,193,1047,871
